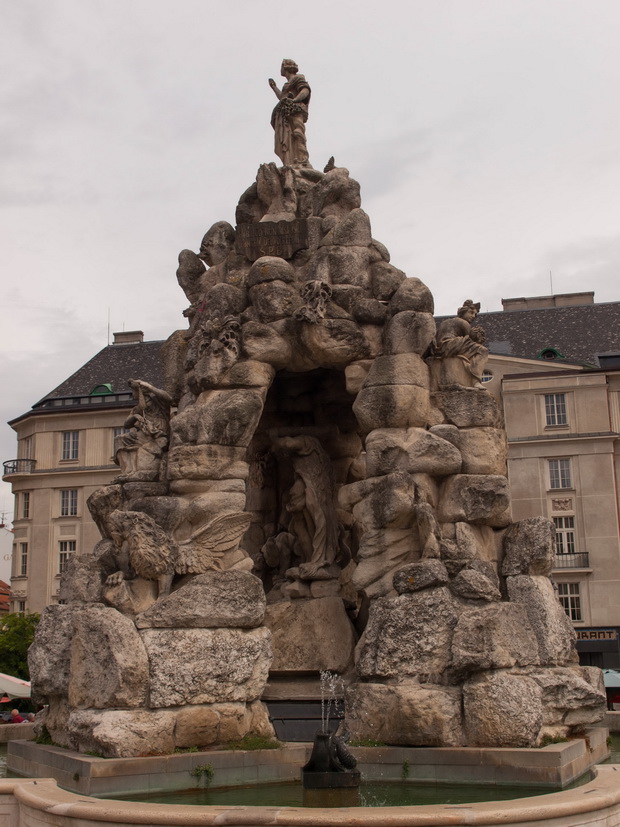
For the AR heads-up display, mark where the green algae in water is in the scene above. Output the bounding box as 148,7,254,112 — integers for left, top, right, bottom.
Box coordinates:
110,779,564,808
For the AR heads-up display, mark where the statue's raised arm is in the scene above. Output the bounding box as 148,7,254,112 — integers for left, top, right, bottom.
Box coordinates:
269,59,311,167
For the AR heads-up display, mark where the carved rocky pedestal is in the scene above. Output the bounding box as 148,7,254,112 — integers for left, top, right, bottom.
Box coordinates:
29,125,605,754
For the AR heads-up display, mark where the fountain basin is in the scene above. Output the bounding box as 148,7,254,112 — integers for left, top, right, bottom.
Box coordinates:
6,727,609,798
2,765,620,827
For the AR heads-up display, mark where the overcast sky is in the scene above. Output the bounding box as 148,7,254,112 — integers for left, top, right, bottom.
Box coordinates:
1,0,619,527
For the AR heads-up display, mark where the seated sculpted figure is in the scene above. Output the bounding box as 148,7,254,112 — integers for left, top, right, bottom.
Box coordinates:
269,59,311,167
432,299,488,388
114,379,172,481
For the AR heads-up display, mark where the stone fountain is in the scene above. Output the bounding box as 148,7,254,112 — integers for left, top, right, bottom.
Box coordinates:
27,58,606,763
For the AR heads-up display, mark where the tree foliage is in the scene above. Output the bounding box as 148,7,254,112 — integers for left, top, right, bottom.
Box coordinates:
0,612,40,680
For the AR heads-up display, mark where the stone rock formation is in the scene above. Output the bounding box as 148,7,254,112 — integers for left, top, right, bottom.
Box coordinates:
29,75,605,756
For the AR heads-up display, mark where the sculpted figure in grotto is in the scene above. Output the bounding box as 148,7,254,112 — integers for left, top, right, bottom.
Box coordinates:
432,299,489,387
272,435,342,581
269,59,311,166
113,379,172,481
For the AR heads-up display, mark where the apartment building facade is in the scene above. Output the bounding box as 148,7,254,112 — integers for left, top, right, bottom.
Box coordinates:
2,332,164,613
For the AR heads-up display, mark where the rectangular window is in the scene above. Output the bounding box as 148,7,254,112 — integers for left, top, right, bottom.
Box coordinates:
21,436,33,460
61,430,79,460
21,492,30,519
20,542,28,576
60,489,78,517
17,600,26,613
545,393,567,426
557,582,582,621
553,516,576,555
549,458,572,489
59,540,76,574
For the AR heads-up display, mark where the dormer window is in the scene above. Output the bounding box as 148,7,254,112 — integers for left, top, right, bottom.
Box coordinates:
90,383,113,395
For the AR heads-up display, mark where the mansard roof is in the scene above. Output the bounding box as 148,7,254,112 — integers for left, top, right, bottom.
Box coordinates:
31,340,166,409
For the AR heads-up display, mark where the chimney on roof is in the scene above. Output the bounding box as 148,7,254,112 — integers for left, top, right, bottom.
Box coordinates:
501,292,594,311
113,331,144,345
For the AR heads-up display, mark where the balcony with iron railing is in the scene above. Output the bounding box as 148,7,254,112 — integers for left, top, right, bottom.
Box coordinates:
553,552,590,569
2,458,36,478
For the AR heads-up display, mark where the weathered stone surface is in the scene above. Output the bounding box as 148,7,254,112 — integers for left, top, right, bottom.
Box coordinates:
28,605,73,702
306,166,361,219
344,360,372,394
102,578,158,617
68,606,149,708
432,387,501,428
393,559,449,594
440,522,500,576
347,681,464,746
136,572,266,629
526,667,606,727
241,321,292,367
173,700,274,748
249,280,300,322
389,277,434,314
264,597,356,674
365,427,462,477
353,384,430,432
449,569,501,602
458,427,507,475
356,588,458,681
299,317,369,366
463,671,543,746
319,208,372,247
362,353,430,388
451,604,539,677
67,708,176,758
309,245,370,288
429,424,461,449
141,626,272,707
172,389,265,448
438,475,510,526
58,554,104,604
507,575,577,665
502,517,556,577
384,311,436,356
247,256,295,286
167,445,249,480
370,261,406,301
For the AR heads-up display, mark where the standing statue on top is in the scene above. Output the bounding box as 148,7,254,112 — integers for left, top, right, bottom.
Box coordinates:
269,59,311,167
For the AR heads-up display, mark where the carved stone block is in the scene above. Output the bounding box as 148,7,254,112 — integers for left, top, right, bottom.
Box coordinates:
135,571,266,629
438,474,510,526
356,587,458,681
346,682,464,746
384,311,437,356
141,626,272,707
463,671,543,747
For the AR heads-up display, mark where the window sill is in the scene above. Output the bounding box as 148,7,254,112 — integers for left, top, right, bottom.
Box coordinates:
544,424,570,431
548,487,575,494
58,459,79,465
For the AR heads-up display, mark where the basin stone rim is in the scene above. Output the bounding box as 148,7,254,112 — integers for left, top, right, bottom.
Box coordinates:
2,766,620,826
